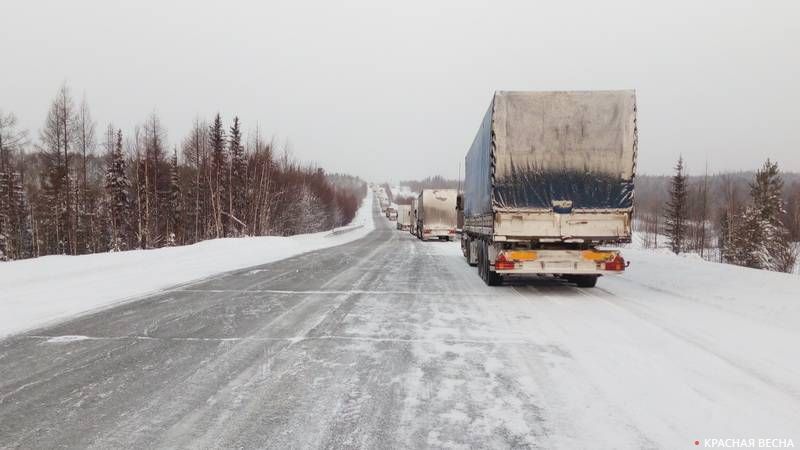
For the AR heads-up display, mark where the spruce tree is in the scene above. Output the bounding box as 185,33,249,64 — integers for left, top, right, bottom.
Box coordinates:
104,129,131,251
208,114,226,237
727,206,763,268
664,156,688,254
725,159,797,272
749,160,795,272
750,160,782,220
167,148,182,245
228,116,245,235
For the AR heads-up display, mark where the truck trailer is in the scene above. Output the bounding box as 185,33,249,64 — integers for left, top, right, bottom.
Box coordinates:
416,189,458,241
461,90,636,287
396,205,412,230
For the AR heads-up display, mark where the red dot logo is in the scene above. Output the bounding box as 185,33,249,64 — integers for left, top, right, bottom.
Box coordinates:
694,440,700,446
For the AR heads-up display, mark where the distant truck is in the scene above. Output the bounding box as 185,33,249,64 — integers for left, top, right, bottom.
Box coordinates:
386,206,398,221
396,205,412,230
416,189,458,241
461,91,636,287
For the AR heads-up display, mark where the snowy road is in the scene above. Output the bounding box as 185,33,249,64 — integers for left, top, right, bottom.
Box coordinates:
1,205,799,449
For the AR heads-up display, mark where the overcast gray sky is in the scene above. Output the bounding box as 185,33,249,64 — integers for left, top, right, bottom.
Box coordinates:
2,0,799,181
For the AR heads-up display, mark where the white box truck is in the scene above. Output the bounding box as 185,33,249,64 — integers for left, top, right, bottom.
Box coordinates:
461,91,636,287
416,189,458,241
396,205,411,230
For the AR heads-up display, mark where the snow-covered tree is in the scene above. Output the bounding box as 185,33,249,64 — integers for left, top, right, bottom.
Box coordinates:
749,160,796,272
1,111,30,260
166,148,182,245
228,116,246,236
664,156,688,254
0,170,31,260
105,129,131,251
208,114,226,237
750,159,783,222
724,159,797,272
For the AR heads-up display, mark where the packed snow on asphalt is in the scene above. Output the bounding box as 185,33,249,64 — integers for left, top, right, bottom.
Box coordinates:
1,196,799,449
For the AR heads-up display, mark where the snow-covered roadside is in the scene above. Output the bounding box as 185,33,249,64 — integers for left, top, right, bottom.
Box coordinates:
0,194,375,338
610,247,800,325
601,232,799,327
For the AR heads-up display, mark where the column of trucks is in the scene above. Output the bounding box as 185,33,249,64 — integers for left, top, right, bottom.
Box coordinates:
459,90,637,287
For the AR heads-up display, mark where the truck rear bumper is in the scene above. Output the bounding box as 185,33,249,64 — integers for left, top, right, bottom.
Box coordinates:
492,249,625,275
494,263,621,275
421,229,457,240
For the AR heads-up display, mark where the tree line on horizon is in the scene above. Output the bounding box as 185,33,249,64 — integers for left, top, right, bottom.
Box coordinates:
0,83,365,261
654,158,799,273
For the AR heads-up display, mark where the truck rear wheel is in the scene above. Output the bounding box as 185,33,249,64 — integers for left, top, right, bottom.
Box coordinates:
477,242,485,280
478,241,501,286
464,238,477,266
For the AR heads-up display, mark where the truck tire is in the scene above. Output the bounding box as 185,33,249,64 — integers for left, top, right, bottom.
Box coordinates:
464,238,477,266
479,240,501,286
477,242,487,281
567,275,598,288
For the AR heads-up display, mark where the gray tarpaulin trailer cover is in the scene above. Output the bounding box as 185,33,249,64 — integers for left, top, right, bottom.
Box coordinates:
464,90,637,217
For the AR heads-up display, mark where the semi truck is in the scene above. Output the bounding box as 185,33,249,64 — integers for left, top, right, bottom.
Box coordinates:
396,205,412,230
416,189,458,241
461,90,637,287
386,206,398,221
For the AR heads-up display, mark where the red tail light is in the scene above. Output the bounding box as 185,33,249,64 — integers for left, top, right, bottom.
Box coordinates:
603,255,625,271
495,253,515,270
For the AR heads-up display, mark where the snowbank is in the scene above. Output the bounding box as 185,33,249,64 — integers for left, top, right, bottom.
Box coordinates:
615,248,799,322
604,232,799,327
0,194,375,338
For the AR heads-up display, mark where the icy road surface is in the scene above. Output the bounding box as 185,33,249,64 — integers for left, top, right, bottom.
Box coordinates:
1,206,799,449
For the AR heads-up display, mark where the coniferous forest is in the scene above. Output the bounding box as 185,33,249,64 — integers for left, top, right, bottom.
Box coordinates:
636,159,799,273
0,84,365,261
